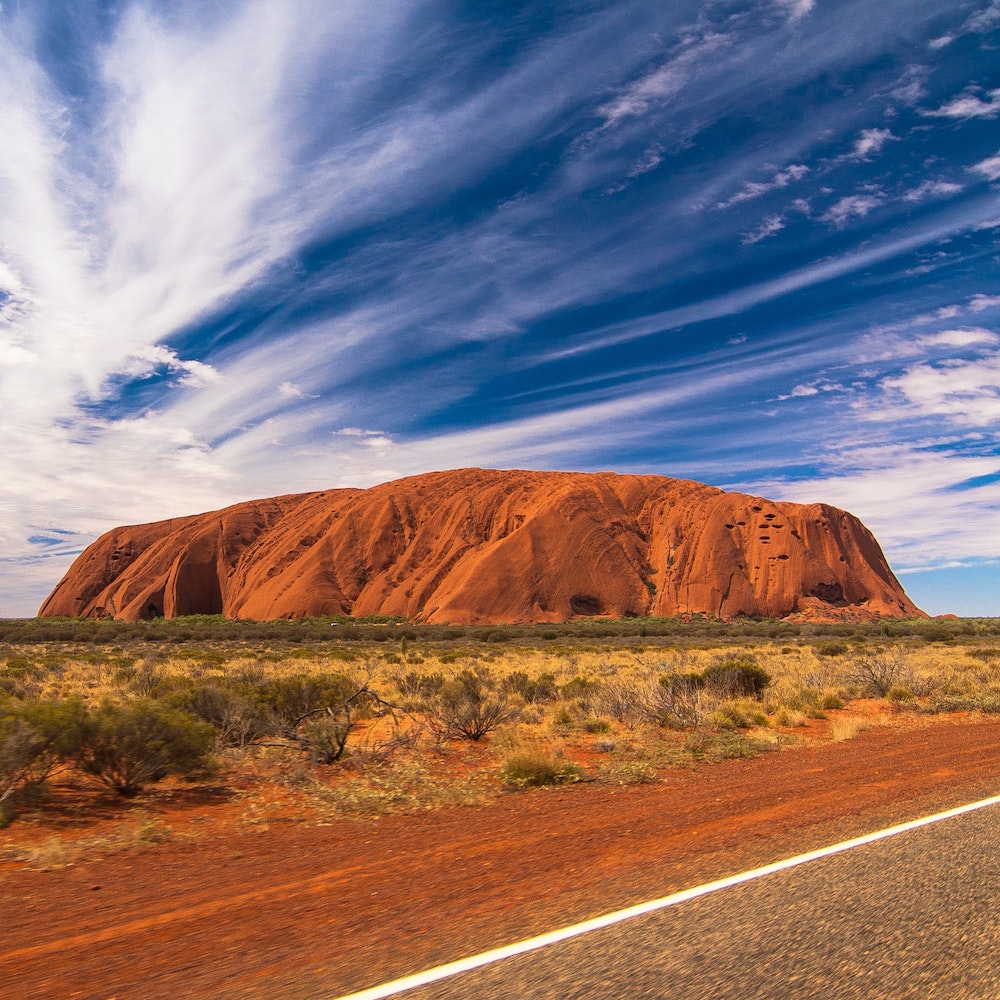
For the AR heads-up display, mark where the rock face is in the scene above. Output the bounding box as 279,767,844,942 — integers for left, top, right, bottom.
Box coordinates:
39,468,924,623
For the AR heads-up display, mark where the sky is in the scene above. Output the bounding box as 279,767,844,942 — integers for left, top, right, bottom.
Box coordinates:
1,0,999,619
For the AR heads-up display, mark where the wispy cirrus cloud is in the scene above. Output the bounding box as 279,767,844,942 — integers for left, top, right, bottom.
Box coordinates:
971,151,1000,181
848,127,897,160
902,179,963,201
741,215,786,244
924,87,1000,120
717,165,809,209
3,0,1000,616
820,191,885,226
773,0,816,21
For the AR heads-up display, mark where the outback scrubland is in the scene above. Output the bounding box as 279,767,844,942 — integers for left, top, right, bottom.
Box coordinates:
2,615,999,861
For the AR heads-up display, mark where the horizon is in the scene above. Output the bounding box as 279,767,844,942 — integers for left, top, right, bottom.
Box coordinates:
2,1,999,617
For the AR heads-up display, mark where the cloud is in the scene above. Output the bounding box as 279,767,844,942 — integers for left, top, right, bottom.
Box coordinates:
596,30,730,129
741,215,785,244
965,0,1000,33
717,165,809,209
848,128,896,160
877,356,1000,425
915,327,1000,349
777,384,819,399
774,0,816,21
925,88,1000,120
120,345,223,388
820,192,884,226
277,380,317,400
970,152,1000,181
970,294,1000,312
902,179,962,201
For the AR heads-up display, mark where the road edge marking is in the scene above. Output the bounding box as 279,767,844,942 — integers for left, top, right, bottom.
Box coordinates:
332,792,1000,1000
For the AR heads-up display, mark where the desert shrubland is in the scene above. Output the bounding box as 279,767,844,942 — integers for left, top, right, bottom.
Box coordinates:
0,615,998,827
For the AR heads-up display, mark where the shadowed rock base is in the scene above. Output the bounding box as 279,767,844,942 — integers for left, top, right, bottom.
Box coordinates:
38,468,924,623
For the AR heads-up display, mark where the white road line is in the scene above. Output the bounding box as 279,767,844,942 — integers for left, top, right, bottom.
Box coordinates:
332,792,1000,1000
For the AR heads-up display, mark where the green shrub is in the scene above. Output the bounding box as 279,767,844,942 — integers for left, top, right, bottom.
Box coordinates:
424,668,517,741
701,657,771,699
1,697,88,819
0,714,47,820
164,681,270,748
814,641,849,657
559,676,598,701
503,671,558,704
256,673,358,724
499,750,582,787
683,731,772,762
74,701,214,797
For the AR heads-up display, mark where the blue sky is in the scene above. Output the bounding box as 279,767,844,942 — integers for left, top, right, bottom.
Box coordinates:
1,0,999,618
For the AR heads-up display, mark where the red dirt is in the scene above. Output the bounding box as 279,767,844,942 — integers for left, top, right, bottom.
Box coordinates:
2,715,997,999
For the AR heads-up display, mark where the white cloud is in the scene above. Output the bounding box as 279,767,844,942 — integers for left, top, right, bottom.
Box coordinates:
965,0,1000,33
596,30,730,129
916,328,1000,349
875,351,1000,426
120,345,223,388
774,0,816,21
820,192,884,226
774,383,820,400
925,88,1000,120
970,294,1000,312
849,127,896,160
970,152,1000,181
741,215,786,244
277,380,317,399
717,164,809,209
902,179,963,201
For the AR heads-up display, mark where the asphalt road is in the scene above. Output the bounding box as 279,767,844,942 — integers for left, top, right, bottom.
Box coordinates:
379,801,1000,1000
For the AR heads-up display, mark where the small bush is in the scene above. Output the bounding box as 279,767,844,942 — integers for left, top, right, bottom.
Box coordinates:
701,657,771,699
503,671,558,704
926,692,1000,714
814,642,849,657
772,706,808,728
424,668,518,741
683,731,771,762
74,701,214,797
499,750,582,787
848,650,905,697
559,676,598,702
647,674,708,728
1,698,88,818
0,715,47,817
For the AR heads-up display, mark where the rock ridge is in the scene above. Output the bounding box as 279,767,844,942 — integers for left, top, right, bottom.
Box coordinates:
38,468,924,623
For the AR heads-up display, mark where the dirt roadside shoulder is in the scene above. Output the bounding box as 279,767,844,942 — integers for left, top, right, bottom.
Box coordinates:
2,717,999,1000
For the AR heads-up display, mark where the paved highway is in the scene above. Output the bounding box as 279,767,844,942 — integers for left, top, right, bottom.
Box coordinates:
350,798,1000,1000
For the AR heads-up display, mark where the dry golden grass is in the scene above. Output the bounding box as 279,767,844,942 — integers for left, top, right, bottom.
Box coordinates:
2,625,1000,835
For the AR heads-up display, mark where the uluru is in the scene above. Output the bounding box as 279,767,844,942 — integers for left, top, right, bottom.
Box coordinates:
38,468,924,624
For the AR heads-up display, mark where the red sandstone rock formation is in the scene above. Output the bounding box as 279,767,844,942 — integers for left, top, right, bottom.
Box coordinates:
38,468,924,623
